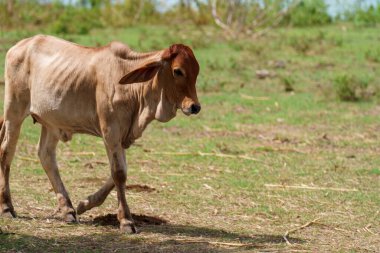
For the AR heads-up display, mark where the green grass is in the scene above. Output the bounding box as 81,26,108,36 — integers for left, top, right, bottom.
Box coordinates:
0,24,379,252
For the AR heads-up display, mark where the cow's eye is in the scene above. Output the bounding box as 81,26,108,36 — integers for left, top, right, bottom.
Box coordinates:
173,68,184,77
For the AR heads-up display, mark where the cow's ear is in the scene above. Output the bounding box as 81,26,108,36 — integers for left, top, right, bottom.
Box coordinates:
119,61,161,84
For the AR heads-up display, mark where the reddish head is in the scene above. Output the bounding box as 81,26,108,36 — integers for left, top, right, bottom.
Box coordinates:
119,44,201,119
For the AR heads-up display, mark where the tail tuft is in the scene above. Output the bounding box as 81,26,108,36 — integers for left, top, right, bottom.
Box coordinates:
0,117,3,129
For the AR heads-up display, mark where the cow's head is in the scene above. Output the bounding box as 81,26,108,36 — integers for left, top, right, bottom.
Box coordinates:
119,44,200,122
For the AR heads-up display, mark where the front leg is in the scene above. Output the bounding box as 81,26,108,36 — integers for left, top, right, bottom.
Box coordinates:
102,124,136,233
107,147,137,233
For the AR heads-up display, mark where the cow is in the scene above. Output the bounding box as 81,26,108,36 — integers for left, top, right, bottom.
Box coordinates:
0,35,201,233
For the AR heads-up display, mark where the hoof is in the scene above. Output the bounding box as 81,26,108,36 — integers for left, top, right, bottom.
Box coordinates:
64,212,77,223
76,200,88,215
120,219,138,234
0,205,16,218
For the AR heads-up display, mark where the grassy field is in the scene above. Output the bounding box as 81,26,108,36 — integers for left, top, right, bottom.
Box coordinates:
0,25,379,252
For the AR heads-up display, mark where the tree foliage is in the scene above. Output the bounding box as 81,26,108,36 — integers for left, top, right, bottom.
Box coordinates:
347,3,380,26
0,0,379,36
0,0,161,34
282,0,332,27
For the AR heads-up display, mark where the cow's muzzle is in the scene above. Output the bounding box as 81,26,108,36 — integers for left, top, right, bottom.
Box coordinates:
181,103,201,115
190,104,201,114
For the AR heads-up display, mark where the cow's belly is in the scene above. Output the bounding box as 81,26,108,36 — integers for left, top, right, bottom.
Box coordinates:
30,86,101,140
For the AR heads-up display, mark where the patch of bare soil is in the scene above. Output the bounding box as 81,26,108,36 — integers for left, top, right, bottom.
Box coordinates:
78,176,104,184
93,213,167,227
126,184,156,193
83,160,108,169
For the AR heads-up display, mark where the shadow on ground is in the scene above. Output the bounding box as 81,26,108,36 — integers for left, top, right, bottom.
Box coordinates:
0,213,304,253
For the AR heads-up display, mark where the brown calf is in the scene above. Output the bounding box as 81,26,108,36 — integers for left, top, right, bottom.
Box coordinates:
0,35,200,233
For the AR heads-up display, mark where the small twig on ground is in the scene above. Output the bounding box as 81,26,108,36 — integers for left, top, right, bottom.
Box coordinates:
265,147,307,154
174,238,257,248
240,94,270,101
18,156,39,163
70,152,96,156
364,224,377,235
283,217,321,245
314,221,354,234
265,184,358,192
150,151,260,162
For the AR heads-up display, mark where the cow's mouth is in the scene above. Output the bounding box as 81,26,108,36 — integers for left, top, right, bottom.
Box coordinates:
181,107,192,116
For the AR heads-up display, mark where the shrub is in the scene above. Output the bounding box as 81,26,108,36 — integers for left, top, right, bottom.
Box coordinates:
49,7,102,35
288,35,314,54
365,48,380,63
351,5,380,27
283,0,332,27
333,74,374,102
281,76,295,92
330,36,344,47
288,30,336,54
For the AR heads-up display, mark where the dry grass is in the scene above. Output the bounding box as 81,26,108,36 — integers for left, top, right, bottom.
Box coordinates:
1,115,379,252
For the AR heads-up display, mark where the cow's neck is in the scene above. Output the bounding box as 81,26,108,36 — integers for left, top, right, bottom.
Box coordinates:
119,74,176,148
116,48,178,148
121,50,177,122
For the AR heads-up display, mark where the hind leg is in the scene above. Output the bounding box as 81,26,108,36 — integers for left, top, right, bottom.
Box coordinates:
1,43,31,217
38,126,76,222
76,176,114,215
0,118,24,217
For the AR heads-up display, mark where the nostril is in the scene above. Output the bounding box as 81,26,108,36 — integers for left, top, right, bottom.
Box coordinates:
191,104,201,114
